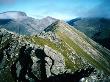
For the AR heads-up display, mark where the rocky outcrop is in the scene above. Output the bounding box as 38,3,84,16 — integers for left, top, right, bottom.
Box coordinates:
0,29,21,82
0,29,96,82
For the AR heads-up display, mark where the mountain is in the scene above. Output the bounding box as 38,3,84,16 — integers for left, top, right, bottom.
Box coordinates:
0,11,57,35
67,18,110,50
0,20,110,82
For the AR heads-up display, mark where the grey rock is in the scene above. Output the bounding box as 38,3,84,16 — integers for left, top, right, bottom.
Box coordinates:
0,11,58,35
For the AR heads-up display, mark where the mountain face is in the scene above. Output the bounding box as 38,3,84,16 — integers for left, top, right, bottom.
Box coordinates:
0,11,57,35
67,18,110,50
0,20,110,82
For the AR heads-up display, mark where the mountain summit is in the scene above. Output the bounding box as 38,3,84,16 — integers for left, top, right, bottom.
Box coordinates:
0,11,58,35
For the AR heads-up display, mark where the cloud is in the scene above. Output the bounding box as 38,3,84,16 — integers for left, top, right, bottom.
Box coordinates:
49,12,76,20
82,0,110,18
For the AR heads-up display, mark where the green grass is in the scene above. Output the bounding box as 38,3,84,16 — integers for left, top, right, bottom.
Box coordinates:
56,31,110,74
25,36,85,71
25,26,110,74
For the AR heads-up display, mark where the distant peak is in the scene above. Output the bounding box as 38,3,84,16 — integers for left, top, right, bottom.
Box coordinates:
45,16,53,18
42,16,57,20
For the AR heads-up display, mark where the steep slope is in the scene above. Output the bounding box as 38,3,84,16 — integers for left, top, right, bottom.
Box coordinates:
0,28,96,82
0,11,57,35
27,21,110,81
1,19,110,82
44,21,110,74
0,28,66,82
67,18,110,50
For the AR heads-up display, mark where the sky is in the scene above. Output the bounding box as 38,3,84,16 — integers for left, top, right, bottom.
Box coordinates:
0,0,110,20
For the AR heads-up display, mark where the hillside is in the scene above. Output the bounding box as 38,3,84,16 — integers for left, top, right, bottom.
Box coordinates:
27,21,110,81
67,18,110,50
0,20,110,82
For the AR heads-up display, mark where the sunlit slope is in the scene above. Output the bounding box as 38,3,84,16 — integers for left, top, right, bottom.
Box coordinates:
26,21,110,74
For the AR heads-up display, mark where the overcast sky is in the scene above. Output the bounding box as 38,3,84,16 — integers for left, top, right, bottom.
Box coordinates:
0,0,110,20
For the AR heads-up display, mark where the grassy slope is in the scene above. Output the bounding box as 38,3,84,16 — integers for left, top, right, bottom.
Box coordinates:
56,22,110,74
56,31,110,74
25,21,110,74
25,36,84,71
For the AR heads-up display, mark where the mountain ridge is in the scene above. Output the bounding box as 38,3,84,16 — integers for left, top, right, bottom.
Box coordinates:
0,19,110,81
68,17,110,50
0,11,58,35
0,11,110,82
